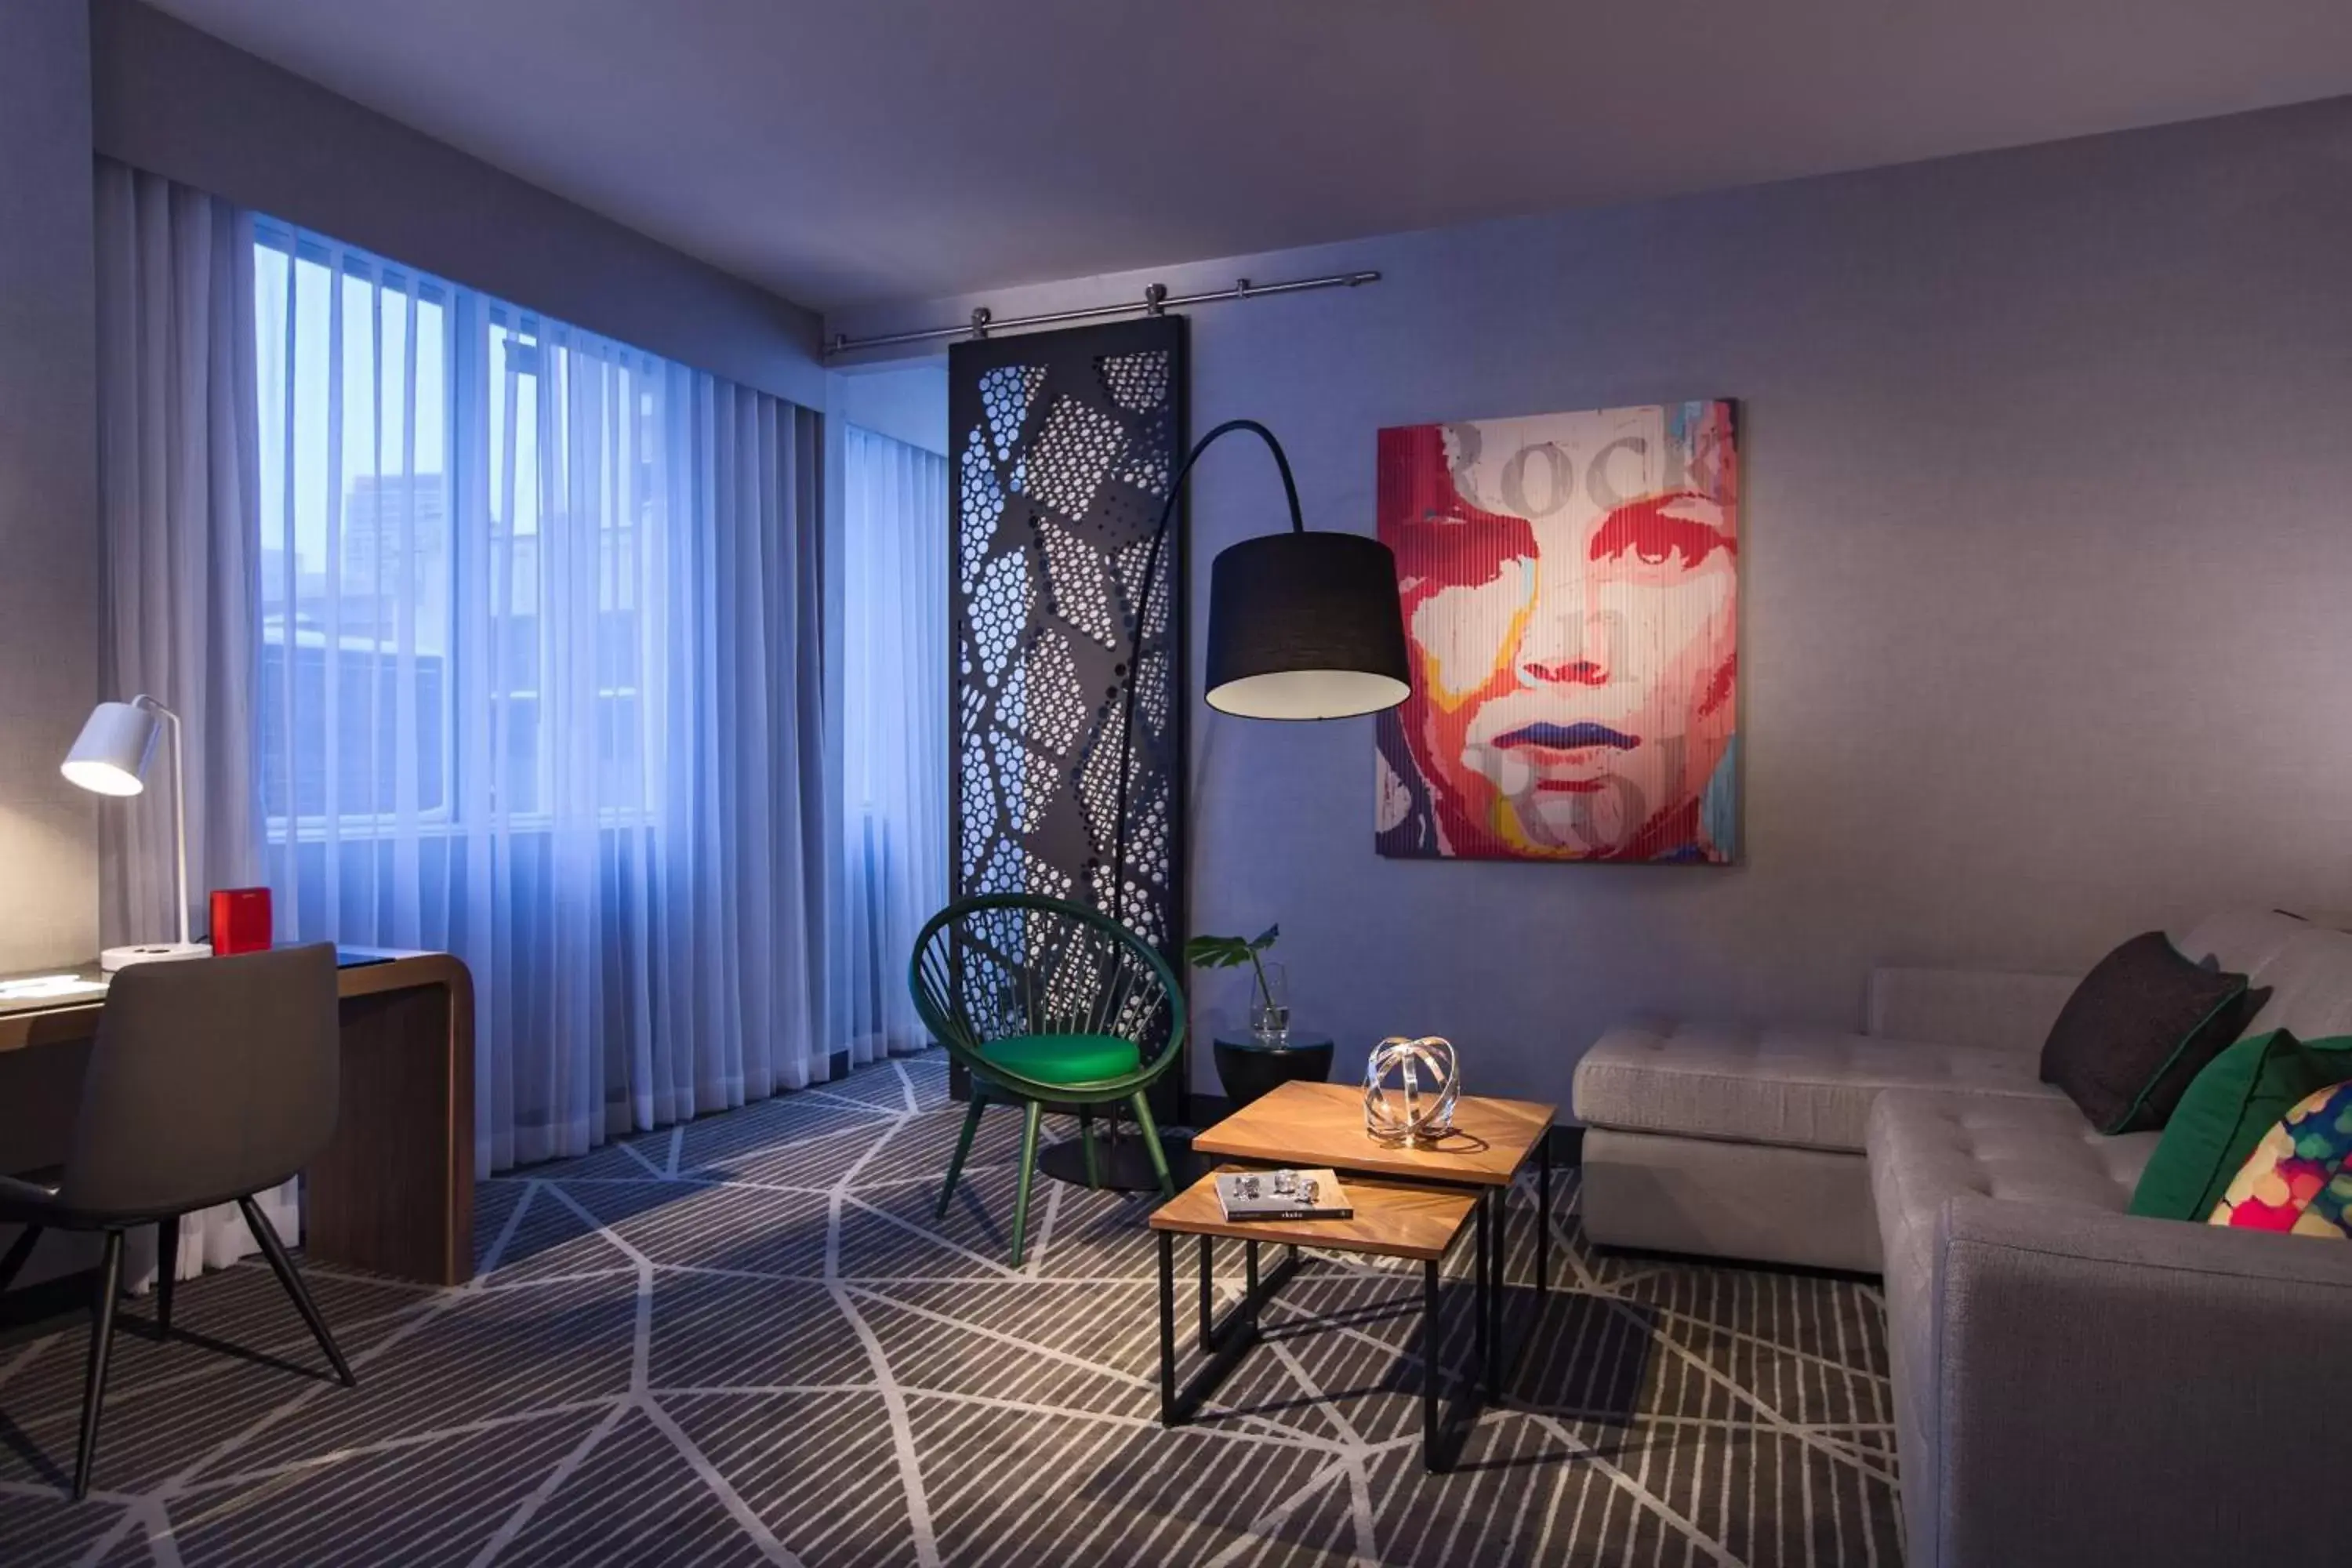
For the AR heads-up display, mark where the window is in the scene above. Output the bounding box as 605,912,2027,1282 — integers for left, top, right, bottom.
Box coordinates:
254,224,659,837
255,225,455,831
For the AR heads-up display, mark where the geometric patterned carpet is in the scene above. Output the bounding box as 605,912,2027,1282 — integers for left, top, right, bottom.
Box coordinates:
0,1050,1903,1566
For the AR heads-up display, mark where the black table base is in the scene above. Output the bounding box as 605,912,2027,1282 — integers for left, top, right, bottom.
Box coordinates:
1156,1228,1487,1473
1468,1140,1554,1392
1154,1136,1557,1460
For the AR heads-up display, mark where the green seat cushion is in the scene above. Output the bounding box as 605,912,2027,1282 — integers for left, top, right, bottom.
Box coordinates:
2129,1029,2352,1221
976,1032,1141,1087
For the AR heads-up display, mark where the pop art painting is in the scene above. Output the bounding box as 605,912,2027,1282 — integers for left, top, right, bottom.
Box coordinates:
1376,401,1739,862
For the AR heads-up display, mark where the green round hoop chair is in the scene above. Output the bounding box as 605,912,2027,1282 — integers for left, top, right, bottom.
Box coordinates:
909,893,1185,1267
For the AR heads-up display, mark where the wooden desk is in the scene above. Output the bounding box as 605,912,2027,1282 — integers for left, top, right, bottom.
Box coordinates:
0,951,475,1287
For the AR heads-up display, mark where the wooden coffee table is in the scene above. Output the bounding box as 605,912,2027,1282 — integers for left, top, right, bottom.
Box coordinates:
1191,1080,1558,1395
1149,1167,1482,1471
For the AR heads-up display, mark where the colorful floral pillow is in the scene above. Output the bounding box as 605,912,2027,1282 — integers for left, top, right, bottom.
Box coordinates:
2207,1080,2352,1236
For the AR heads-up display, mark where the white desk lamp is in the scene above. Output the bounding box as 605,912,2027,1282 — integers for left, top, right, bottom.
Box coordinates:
61,695,212,970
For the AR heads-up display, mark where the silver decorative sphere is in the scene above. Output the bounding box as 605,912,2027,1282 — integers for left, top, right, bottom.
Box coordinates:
1363,1035,1461,1147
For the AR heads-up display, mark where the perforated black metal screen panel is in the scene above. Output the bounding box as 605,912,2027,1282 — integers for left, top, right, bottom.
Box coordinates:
946,318,1189,1083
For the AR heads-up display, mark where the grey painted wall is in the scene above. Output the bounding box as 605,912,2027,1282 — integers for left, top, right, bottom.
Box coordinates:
0,2,100,971
0,0,102,1278
91,0,826,408
833,365,950,456
831,98,2352,1109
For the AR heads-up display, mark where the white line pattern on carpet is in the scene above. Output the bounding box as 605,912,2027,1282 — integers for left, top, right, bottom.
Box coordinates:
0,1051,1900,1566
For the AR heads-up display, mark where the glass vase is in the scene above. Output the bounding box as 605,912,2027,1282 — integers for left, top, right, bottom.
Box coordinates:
1248,961,1290,1044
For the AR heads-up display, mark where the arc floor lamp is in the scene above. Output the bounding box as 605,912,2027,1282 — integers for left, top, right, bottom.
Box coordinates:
1106,416,1412,925
1049,417,1408,1192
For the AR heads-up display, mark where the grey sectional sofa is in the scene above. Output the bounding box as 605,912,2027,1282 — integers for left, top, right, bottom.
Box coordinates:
1573,907,2352,1568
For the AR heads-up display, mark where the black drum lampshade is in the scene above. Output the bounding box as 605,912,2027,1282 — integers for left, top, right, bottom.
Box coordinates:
1109,418,1414,919
1205,530,1410,720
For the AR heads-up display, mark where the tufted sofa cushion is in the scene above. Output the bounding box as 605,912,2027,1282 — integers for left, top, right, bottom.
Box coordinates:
2173,907,2314,986
1869,1090,2154,1325
1866,1088,2157,1563
2233,928,2352,1043
1574,1024,2063,1153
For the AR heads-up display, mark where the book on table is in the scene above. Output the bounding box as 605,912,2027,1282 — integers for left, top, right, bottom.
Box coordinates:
1214,1168,1352,1221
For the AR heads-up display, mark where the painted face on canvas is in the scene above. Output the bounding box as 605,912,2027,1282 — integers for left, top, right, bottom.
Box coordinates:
1375,403,1739,862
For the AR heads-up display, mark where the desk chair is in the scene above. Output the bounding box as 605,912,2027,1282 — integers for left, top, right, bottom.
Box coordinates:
0,944,356,1499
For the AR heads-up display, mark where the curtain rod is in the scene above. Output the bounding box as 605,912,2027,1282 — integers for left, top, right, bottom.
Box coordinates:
823,270,1381,357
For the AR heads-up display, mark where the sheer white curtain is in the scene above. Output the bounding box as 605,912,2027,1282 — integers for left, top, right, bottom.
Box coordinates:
91,159,295,1282
254,220,827,1172
835,426,949,1063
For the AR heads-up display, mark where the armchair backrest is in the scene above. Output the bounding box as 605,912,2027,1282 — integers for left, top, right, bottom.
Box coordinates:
908,894,1185,1095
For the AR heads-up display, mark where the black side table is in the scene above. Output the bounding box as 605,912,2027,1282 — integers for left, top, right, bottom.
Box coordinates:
1212,1029,1337,1109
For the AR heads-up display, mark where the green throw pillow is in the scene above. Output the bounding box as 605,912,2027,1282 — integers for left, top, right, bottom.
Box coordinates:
2129,1029,2352,1221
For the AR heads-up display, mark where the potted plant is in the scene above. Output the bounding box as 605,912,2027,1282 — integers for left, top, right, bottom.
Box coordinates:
1185,924,1288,1043
1187,924,1335,1106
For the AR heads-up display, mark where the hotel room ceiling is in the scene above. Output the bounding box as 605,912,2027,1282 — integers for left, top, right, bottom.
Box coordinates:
147,0,2352,311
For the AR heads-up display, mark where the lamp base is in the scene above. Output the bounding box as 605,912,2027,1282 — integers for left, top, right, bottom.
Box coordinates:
101,942,213,972
1036,1128,1207,1193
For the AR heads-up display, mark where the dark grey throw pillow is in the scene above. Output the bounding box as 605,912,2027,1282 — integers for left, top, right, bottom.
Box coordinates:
2038,931,2260,1134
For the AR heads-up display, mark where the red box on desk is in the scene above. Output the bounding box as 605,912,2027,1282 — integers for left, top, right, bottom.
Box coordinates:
209,887,273,955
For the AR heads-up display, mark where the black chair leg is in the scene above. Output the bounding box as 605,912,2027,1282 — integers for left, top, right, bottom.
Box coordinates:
0,1223,42,1294
238,1197,355,1388
74,1230,125,1501
155,1216,180,1338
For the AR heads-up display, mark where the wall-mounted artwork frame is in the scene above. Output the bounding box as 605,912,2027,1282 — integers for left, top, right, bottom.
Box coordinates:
1375,401,1740,864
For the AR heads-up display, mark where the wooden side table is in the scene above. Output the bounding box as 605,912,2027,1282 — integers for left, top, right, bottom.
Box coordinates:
1190,1080,1558,1396
1149,1167,1482,1472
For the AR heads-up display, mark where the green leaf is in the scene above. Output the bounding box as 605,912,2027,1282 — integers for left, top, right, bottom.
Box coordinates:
1184,935,1251,969
1187,926,1279,969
